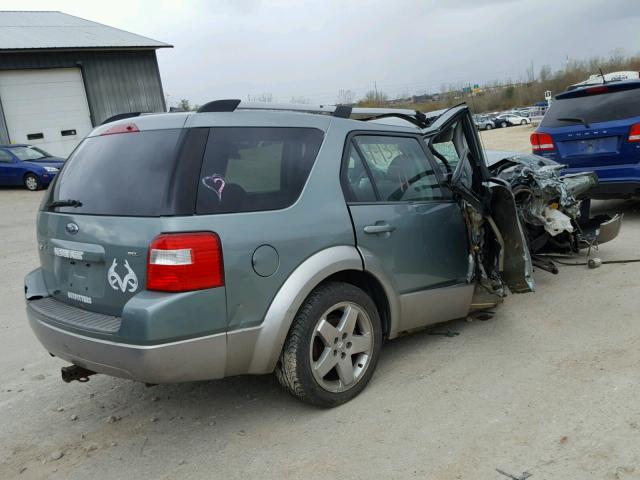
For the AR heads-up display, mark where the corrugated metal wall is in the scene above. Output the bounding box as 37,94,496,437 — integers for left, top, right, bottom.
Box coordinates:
0,49,166,143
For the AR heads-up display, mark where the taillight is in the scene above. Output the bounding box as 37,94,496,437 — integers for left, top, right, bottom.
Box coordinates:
585,85,608,94
531,132,555,152
147,232,224,292
628,123,640,142
101,123,139,135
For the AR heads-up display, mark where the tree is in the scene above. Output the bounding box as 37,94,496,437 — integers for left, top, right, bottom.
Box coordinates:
539,65,552,83
178,98,192,111
255,92,273,103
290,96,310,104
358,90,388,107
336,89,355,105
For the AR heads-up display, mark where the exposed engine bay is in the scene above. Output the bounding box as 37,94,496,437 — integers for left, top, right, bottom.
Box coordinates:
423,109,622,314
485,151,623,274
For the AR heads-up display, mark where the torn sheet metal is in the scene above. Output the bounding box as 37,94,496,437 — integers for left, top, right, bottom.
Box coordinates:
485,151,621,258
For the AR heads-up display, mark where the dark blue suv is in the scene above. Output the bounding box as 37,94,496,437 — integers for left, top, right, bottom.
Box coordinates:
531,80,640,198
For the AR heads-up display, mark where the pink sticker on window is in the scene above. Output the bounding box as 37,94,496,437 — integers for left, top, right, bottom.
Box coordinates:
202,174,226,201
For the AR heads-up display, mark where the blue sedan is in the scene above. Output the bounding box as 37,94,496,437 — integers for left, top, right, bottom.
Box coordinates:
0,144,66,191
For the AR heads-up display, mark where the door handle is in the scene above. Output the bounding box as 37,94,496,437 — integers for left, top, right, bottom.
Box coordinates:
363,223,396,234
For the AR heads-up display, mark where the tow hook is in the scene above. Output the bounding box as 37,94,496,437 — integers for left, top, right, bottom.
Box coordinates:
61,365,96,383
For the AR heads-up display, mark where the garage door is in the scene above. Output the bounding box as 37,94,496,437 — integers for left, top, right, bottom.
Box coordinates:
0,68,93,157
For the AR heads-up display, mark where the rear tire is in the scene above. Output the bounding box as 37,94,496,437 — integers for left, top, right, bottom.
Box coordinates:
500,121,508,128
24,173,40,191
275,281,382,407
520,120,527,125
485,124,493,130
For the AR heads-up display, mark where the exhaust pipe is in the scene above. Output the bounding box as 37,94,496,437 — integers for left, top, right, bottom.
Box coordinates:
61,365,96,383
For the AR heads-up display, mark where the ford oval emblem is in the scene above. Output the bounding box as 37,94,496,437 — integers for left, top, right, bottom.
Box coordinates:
66,222,79,235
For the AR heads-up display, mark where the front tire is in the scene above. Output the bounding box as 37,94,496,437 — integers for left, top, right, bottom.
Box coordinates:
485,123,493,130
276,281,382,407
500,121,508,128
24,173,40,191
520,119,527,125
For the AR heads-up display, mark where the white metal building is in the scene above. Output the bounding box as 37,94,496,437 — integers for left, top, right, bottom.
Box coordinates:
0,11,172,157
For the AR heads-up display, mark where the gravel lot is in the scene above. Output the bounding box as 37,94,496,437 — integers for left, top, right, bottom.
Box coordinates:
1,126,639,479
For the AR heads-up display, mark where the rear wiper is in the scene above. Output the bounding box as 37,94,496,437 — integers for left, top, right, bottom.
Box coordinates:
557,117,590,128
47,199,83,209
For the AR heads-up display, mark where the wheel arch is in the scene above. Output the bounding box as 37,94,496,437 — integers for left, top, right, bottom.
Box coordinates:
232,245,397,375
320,270,392,339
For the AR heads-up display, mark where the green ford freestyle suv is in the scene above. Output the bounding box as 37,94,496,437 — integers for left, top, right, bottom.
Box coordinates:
25,100,533,407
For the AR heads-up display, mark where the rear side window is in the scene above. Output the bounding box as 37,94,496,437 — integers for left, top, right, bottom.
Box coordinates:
46,129,206,216
196,127,324,214
542,88,640,127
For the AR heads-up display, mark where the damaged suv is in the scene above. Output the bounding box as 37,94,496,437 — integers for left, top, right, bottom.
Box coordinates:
27,101,548,407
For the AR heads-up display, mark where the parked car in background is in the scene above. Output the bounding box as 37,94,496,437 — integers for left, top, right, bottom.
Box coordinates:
473,114,495,130
25,101,535,407
493,113,530,128
0,144,65,190
531,80,640,198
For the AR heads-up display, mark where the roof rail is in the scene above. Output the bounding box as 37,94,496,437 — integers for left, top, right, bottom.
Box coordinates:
194,99,437,128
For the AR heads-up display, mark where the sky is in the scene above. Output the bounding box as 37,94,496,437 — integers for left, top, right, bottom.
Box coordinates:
3,0,639,106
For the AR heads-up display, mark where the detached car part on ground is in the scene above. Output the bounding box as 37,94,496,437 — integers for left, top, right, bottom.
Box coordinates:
485,150,622,273
25,102,537,408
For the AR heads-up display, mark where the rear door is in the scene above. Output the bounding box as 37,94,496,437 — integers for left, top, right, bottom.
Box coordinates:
343,132,472,331
538,83,640,168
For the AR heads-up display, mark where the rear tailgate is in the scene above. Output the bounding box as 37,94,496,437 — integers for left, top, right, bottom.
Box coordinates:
37,125,208,317
37,213,160,316
538,82,640,168
552,122,633,168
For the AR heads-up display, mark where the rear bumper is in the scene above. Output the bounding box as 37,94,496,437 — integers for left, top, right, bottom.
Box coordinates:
27,301,227,383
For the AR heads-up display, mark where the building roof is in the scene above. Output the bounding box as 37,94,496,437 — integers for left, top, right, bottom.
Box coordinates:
0,11,171,51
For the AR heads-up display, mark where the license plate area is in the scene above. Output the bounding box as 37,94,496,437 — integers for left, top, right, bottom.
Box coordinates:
561,136,619,156
64,258,106,299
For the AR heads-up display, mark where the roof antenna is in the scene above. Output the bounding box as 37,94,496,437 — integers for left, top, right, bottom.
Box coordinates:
599,68,607,84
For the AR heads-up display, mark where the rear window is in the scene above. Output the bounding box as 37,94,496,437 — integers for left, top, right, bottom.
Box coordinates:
542,88,640,127
46,129,196,216
196,127,324,214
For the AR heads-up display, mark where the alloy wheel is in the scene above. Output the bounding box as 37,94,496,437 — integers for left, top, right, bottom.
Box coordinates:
25,175,38,191
309,301,374,393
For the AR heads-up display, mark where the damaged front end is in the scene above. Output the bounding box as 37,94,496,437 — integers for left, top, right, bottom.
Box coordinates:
425,108,536,315
486,151,622,273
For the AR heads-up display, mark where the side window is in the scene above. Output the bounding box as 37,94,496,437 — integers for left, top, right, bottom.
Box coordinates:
343,148,376,202
429,117,484,193
430,120,466,172
196,127,324,214
353,136,443,202
0,150,13,162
